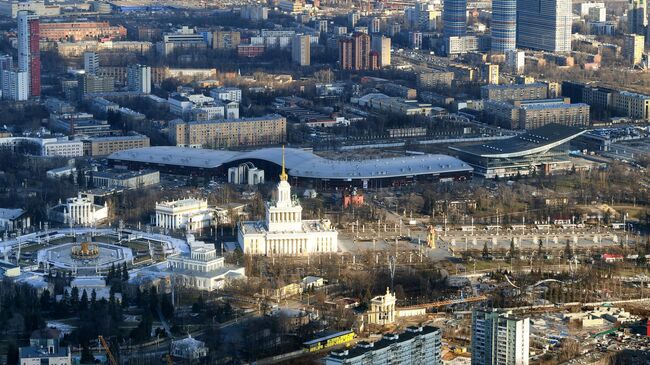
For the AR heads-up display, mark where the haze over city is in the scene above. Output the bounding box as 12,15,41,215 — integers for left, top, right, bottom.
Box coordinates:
0,0,648,364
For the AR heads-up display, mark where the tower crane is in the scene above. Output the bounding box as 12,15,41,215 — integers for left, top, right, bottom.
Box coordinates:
98,335,118,365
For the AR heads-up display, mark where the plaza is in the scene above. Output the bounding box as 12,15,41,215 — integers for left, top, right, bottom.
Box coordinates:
37,240,133,275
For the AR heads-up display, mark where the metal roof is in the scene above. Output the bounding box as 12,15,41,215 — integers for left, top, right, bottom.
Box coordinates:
449,124,587,158
108,146,473,180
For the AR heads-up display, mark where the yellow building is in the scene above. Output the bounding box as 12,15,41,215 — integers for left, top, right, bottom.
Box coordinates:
613,90,650,121
481,63,499,85
624,33,645,65
84,134,150,156
170,115,286,148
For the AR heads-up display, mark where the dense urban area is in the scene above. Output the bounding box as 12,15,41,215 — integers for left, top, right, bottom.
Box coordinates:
0,0,648,364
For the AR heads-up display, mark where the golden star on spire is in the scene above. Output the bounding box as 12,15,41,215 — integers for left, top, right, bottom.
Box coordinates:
280,145,288,181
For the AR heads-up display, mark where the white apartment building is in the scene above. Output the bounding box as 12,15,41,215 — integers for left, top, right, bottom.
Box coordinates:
40,139,84,157
210,87,242,102
189,100,238,120
241,5,268,20
579,2,605,16
191,105,225,120
167,94,194,116
83,52,99,75
127,64,151,94
158,26,207,55
167,235,245,291
505,50,525,74
0,137,83,157
471,309,530,365
325,326,442,365
238,156,338,256
2,70,29,101
154,198,215,232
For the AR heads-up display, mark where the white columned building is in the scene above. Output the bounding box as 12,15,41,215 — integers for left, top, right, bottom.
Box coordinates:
61,194,108,226
154,198,215,232
238,147,338,256
368,288,397,325
167,235,245,291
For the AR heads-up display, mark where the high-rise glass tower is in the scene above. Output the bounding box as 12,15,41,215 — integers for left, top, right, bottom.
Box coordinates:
17,10,40,97
443,0,467,37
491,0,517,52
629,0,648,34
516,0,571,52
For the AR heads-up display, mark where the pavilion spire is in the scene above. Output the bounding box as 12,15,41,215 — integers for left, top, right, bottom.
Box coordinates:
280,145,288,181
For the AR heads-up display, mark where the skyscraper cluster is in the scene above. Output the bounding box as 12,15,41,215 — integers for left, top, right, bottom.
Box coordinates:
438,0,572,53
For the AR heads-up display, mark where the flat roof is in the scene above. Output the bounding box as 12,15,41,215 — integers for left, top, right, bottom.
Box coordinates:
450,124,587,158
93,168,158,179
518,99,589,110
108,147,473,180
481,82,546,91
0,208,26,220
326,326,439,360
85,135,148,141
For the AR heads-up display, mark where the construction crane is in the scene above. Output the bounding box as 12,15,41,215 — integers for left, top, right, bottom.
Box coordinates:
98,335,118,365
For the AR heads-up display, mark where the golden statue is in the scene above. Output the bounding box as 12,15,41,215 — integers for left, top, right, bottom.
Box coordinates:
426,225,436,249
71,242,100,259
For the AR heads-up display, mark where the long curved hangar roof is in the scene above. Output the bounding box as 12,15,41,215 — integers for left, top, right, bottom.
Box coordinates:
449,124,587,158
108,146,473,180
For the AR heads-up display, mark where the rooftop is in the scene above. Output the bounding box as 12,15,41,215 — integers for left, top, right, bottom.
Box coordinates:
0,260,19,270
0,208,26,220
93,168,158,180
157,198,207,209
19,346,69,359
109,147,472,180
326,326,440,360
185,114,284,125
518,99,589,110
84,134,148,141
482,82,546,90
240,219,335,235
618,90,650,99
303,330,354,346
450,124,587,158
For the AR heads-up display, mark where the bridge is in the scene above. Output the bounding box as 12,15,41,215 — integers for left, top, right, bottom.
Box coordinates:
399,295,488,311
